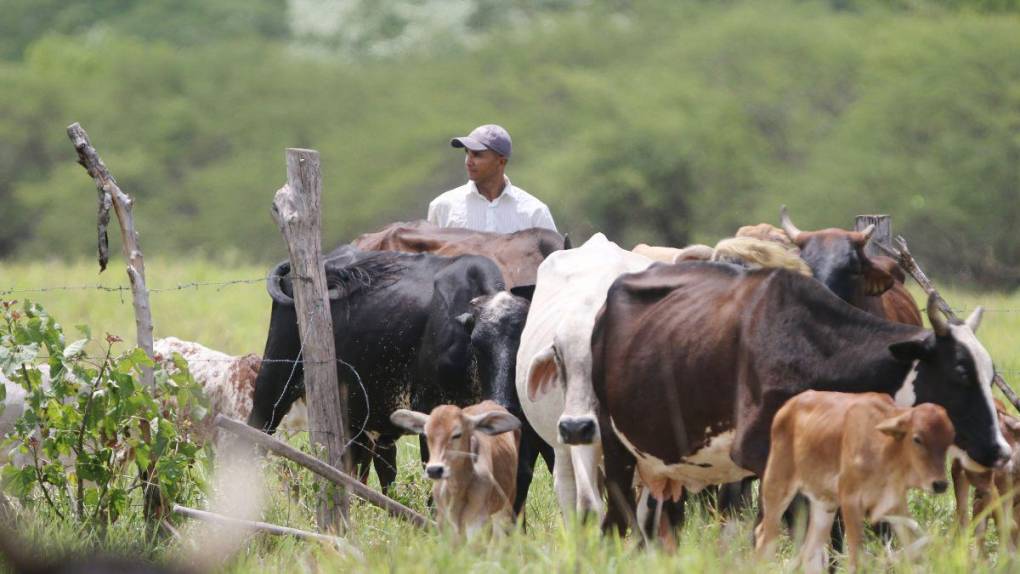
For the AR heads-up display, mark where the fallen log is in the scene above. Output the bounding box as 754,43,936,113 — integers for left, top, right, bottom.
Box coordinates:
878,236,1020,414
214,415,432,528
172,504,363,559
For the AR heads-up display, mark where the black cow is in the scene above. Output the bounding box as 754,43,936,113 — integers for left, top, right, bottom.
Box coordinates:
593,262,1010,535
247,245,537,502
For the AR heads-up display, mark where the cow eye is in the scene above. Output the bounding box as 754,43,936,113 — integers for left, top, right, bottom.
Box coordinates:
451,432,462,440
912,435,922,446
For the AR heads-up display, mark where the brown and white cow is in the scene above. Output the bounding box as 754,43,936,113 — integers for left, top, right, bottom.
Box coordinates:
951,399,1020,553
780,206,922,326
755,391,954,573
391,400,521,539
593,262,1009,535
154,337,306,443
352,220,568,288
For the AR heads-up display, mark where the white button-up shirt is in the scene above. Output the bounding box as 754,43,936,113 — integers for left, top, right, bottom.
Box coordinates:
427,178,557,233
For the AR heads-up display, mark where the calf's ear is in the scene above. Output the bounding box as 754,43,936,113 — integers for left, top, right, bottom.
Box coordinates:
527,345,560,401
468,410,521,436
888,336,935,363
876,411,911,440
390,409,429,434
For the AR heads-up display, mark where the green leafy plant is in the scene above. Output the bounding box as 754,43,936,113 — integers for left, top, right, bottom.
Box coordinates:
0,298,210,525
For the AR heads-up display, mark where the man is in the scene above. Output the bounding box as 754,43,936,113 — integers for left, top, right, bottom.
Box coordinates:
428,124,557,233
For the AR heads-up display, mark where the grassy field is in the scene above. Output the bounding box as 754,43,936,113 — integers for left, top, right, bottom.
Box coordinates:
2,258,1020,573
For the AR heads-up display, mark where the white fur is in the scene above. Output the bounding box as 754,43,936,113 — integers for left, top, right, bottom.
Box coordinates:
515,233,654,520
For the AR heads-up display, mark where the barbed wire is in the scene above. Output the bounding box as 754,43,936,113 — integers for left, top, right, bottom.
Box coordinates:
0,277,272,297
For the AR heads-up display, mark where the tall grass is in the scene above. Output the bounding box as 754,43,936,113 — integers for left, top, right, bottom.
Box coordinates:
2,258,1019,572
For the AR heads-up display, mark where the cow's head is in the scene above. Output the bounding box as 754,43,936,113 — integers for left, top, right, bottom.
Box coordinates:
889,296,1011,470
780,206,894,302
876,402,954,494
390,404,520,479
526,314,601,446
456,287,533,412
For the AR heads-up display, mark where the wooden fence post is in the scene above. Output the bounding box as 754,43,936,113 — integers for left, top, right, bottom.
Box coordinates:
854,214,892,258
270,148,350,532
67,123,163,524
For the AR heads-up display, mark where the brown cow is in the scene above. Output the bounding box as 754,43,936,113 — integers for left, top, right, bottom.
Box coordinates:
756,391,954,573
780,206,922,326
391,400,521,539
352,220,568,288
951,399,1020,553
593,262,1009,537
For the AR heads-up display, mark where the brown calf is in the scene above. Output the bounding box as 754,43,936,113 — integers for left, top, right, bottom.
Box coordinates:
755,391,954,573
952,400,1020,552
391,401,521,538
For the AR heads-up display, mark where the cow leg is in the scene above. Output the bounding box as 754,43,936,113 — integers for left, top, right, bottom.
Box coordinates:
950,460,970,534
512,419,546,518
600,417,637,536
840,501,865,573
973,483,991,551
570,443,604,520
553,445,578,521
797,500,835,574
755,452,797,559
717,477,756,517
373,438,398,495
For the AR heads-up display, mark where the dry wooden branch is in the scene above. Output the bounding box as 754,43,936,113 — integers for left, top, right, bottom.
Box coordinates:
215,415,433,529
67,122,163,524
66,123,155,390
878,236,1020,414
270,148,351,532
171,504,363,558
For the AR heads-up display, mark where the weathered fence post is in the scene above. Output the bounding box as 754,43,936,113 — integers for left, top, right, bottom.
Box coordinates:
270,148,350,532
67,123,163,523
854,214,892,257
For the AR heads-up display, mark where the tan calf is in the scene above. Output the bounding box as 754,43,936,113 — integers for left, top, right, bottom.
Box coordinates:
391,401,521,538
952,400,1020,552
755,391,954,573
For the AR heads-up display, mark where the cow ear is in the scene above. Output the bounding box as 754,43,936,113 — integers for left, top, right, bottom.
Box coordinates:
456,312,476,332
862,258,895,296
468,410,521,436
876,411,911,440
510,285,536,302
889,336,935,363
527,345,560,401
390,409,429,434
965,306,984,333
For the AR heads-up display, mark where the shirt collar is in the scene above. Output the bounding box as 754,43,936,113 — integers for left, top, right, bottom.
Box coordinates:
467,177,516,205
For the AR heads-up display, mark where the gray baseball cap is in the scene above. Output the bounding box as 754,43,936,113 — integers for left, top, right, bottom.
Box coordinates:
450,124,512,158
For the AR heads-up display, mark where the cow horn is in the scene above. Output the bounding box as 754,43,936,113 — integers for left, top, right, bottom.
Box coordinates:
266,260,295,305
779,205,802,242
927,295,950,337
858,224,875,245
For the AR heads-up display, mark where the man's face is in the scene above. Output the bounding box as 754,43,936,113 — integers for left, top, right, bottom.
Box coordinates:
464,149,506,182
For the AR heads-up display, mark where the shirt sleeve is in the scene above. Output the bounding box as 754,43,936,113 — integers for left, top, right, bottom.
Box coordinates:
533,206,558,232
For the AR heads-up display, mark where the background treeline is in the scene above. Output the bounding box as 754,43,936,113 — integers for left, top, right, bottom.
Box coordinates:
1,0,1018,288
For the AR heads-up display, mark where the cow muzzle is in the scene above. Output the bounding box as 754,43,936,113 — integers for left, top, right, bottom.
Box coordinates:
558,416,598,446
426,464,448,480
932,480,948,494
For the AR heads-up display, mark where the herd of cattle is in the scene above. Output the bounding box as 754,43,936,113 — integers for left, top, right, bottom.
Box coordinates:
2,208,1017,570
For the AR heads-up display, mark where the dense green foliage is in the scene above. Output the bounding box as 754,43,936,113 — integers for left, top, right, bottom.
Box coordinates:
0,299,210,525
1,0,1018,287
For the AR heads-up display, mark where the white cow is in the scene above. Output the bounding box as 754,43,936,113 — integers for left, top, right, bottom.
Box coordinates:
516,233,654,519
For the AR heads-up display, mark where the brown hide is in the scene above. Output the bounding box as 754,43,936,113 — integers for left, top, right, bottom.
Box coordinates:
352,220,566,288
756,391,954,572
